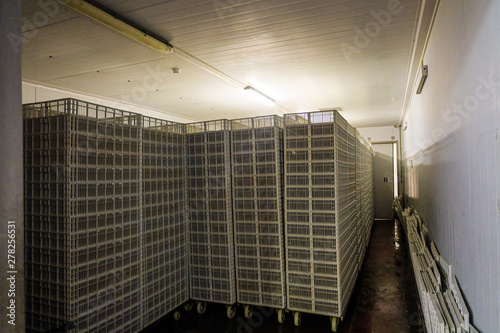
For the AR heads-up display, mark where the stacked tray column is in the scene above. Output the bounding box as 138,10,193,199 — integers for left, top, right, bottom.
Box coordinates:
24,99,143,333
230,116,286,320
186,120,236,311
283,111,358,330
141,117,189,326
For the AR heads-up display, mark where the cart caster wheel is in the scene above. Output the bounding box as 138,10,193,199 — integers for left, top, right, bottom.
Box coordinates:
184,301,193,311
196,301,206,314
173,311,181,320
293,311,301,326
226,304,236,319
330,317,339,332
277,309,285,324
244,305,253,319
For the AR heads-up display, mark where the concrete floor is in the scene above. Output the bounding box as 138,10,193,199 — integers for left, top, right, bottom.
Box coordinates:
143,219,423,333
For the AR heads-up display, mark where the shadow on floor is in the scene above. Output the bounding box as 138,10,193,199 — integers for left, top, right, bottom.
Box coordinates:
142,219,423,333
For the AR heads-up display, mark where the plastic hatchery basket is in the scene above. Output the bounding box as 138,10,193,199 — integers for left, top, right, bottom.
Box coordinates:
283,110,361,331
23,98,190,333
24,99,143,333
141,116,189,327
230,115,286,321
362,137,374,256
186,120,237,314
355,131,374,271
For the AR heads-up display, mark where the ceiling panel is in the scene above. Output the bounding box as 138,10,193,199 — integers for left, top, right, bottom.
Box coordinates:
21,0,422,127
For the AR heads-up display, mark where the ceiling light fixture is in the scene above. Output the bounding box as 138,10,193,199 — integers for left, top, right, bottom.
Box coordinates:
244,86,275,106
59,0,173,54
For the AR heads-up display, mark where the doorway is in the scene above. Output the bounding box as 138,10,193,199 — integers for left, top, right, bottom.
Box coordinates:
372,142,398,219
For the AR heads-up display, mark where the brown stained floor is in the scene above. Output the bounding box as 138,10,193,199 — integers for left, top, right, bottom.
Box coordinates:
143,219,423,333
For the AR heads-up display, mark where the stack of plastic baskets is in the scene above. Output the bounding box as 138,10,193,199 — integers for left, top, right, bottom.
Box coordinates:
24,99,143,333
141,116,189,327
23,99,374,332
363,138,374,244
186,120,237,315
355,130,374,270
23,98,191,333
283,110,358,331
230,115,286,321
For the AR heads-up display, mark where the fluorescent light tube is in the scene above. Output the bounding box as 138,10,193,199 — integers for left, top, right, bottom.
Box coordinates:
59,0,173,54
244,86,275,106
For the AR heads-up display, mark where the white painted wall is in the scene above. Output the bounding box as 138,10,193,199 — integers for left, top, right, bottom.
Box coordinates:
402,1,500,332
22,81,194,123
357,126,400,143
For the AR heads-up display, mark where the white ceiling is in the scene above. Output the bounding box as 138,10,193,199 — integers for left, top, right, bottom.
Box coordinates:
21,0,424,127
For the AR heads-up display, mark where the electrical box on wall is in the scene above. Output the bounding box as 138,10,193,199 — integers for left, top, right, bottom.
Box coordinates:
416,64,428,94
